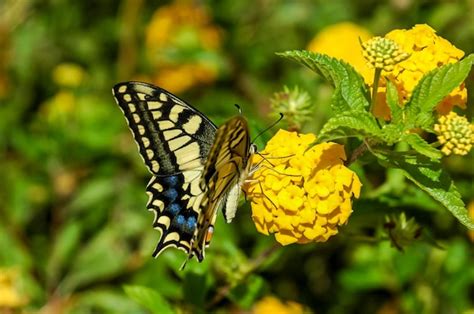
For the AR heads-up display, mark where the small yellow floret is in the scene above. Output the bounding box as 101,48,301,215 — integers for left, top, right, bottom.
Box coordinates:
361,37,410,72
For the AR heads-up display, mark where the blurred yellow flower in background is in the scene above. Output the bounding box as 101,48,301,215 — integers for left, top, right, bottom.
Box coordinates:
0,267,27,308
52,63,86,87
307,22,374,84
40,91,76,123
469,201,474,242
40,63,86,122
383,24,467,115
245,130,361,246
252,296,305,314
145,0,223,93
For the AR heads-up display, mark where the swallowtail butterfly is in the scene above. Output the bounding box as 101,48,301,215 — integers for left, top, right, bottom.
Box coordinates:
112,81,255,263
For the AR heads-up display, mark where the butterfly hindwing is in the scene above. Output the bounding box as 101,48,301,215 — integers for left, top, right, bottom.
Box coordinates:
146,171,204,257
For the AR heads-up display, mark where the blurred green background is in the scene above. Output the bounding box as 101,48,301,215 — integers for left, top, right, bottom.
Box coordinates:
0,0,473,313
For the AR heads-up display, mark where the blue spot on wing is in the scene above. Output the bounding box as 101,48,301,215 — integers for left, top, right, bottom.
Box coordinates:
185,217,197,233
172,215,197,235
163,188,178,201
168,203,181,215
174,215,186,226
164,175,179,186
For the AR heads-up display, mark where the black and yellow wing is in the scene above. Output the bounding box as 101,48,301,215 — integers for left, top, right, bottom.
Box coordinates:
193,116,253,260
112,81,217,259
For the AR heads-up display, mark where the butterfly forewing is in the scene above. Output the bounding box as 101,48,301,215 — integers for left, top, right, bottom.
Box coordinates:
113,82,217,258
113,82,217,175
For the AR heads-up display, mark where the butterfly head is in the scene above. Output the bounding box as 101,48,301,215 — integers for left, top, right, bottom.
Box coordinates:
250,143,257,154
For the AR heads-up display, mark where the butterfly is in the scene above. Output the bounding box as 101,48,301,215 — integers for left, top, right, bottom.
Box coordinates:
112,81,256,263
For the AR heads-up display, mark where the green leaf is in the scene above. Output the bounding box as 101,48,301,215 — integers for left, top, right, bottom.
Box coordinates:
402,133,442,159
405,54,474,128
385,79,403,125
72,289,144,314
375,151,474,230
60,227,130,292
46,222,82,285
124,285,175,314
0,223,32,268
278,50,370,113
339,264,390,291
183,271,208,308
228,275,265,310
380,124,404,145
330,86,359,116
318,111,382,141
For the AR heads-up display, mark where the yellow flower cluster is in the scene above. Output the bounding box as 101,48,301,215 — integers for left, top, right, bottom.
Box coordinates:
145,1,222,93
245,130,362,245
307,23,467,119
361,37,410,72
307,22,373,84
434,111,474,156
252,296,304,314
383,24,467,115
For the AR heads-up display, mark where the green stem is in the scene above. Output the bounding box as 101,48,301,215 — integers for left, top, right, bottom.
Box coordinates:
370,68,382,113
347,139,376,165
207,243,280,308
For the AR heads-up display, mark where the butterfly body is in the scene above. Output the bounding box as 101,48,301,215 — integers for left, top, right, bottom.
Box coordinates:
112,82,253,263
195,116,256,257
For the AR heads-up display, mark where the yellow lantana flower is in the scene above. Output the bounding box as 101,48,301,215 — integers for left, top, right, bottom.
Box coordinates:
245,130,362,245
308,23,467,120
379,24,467,117
361,37,410,72
307,22,373,83
252,296,305,314
145,1,222,93
434,111,474,156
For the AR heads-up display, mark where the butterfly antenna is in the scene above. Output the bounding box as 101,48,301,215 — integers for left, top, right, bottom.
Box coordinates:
234,104,242,114
251,113,284,144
